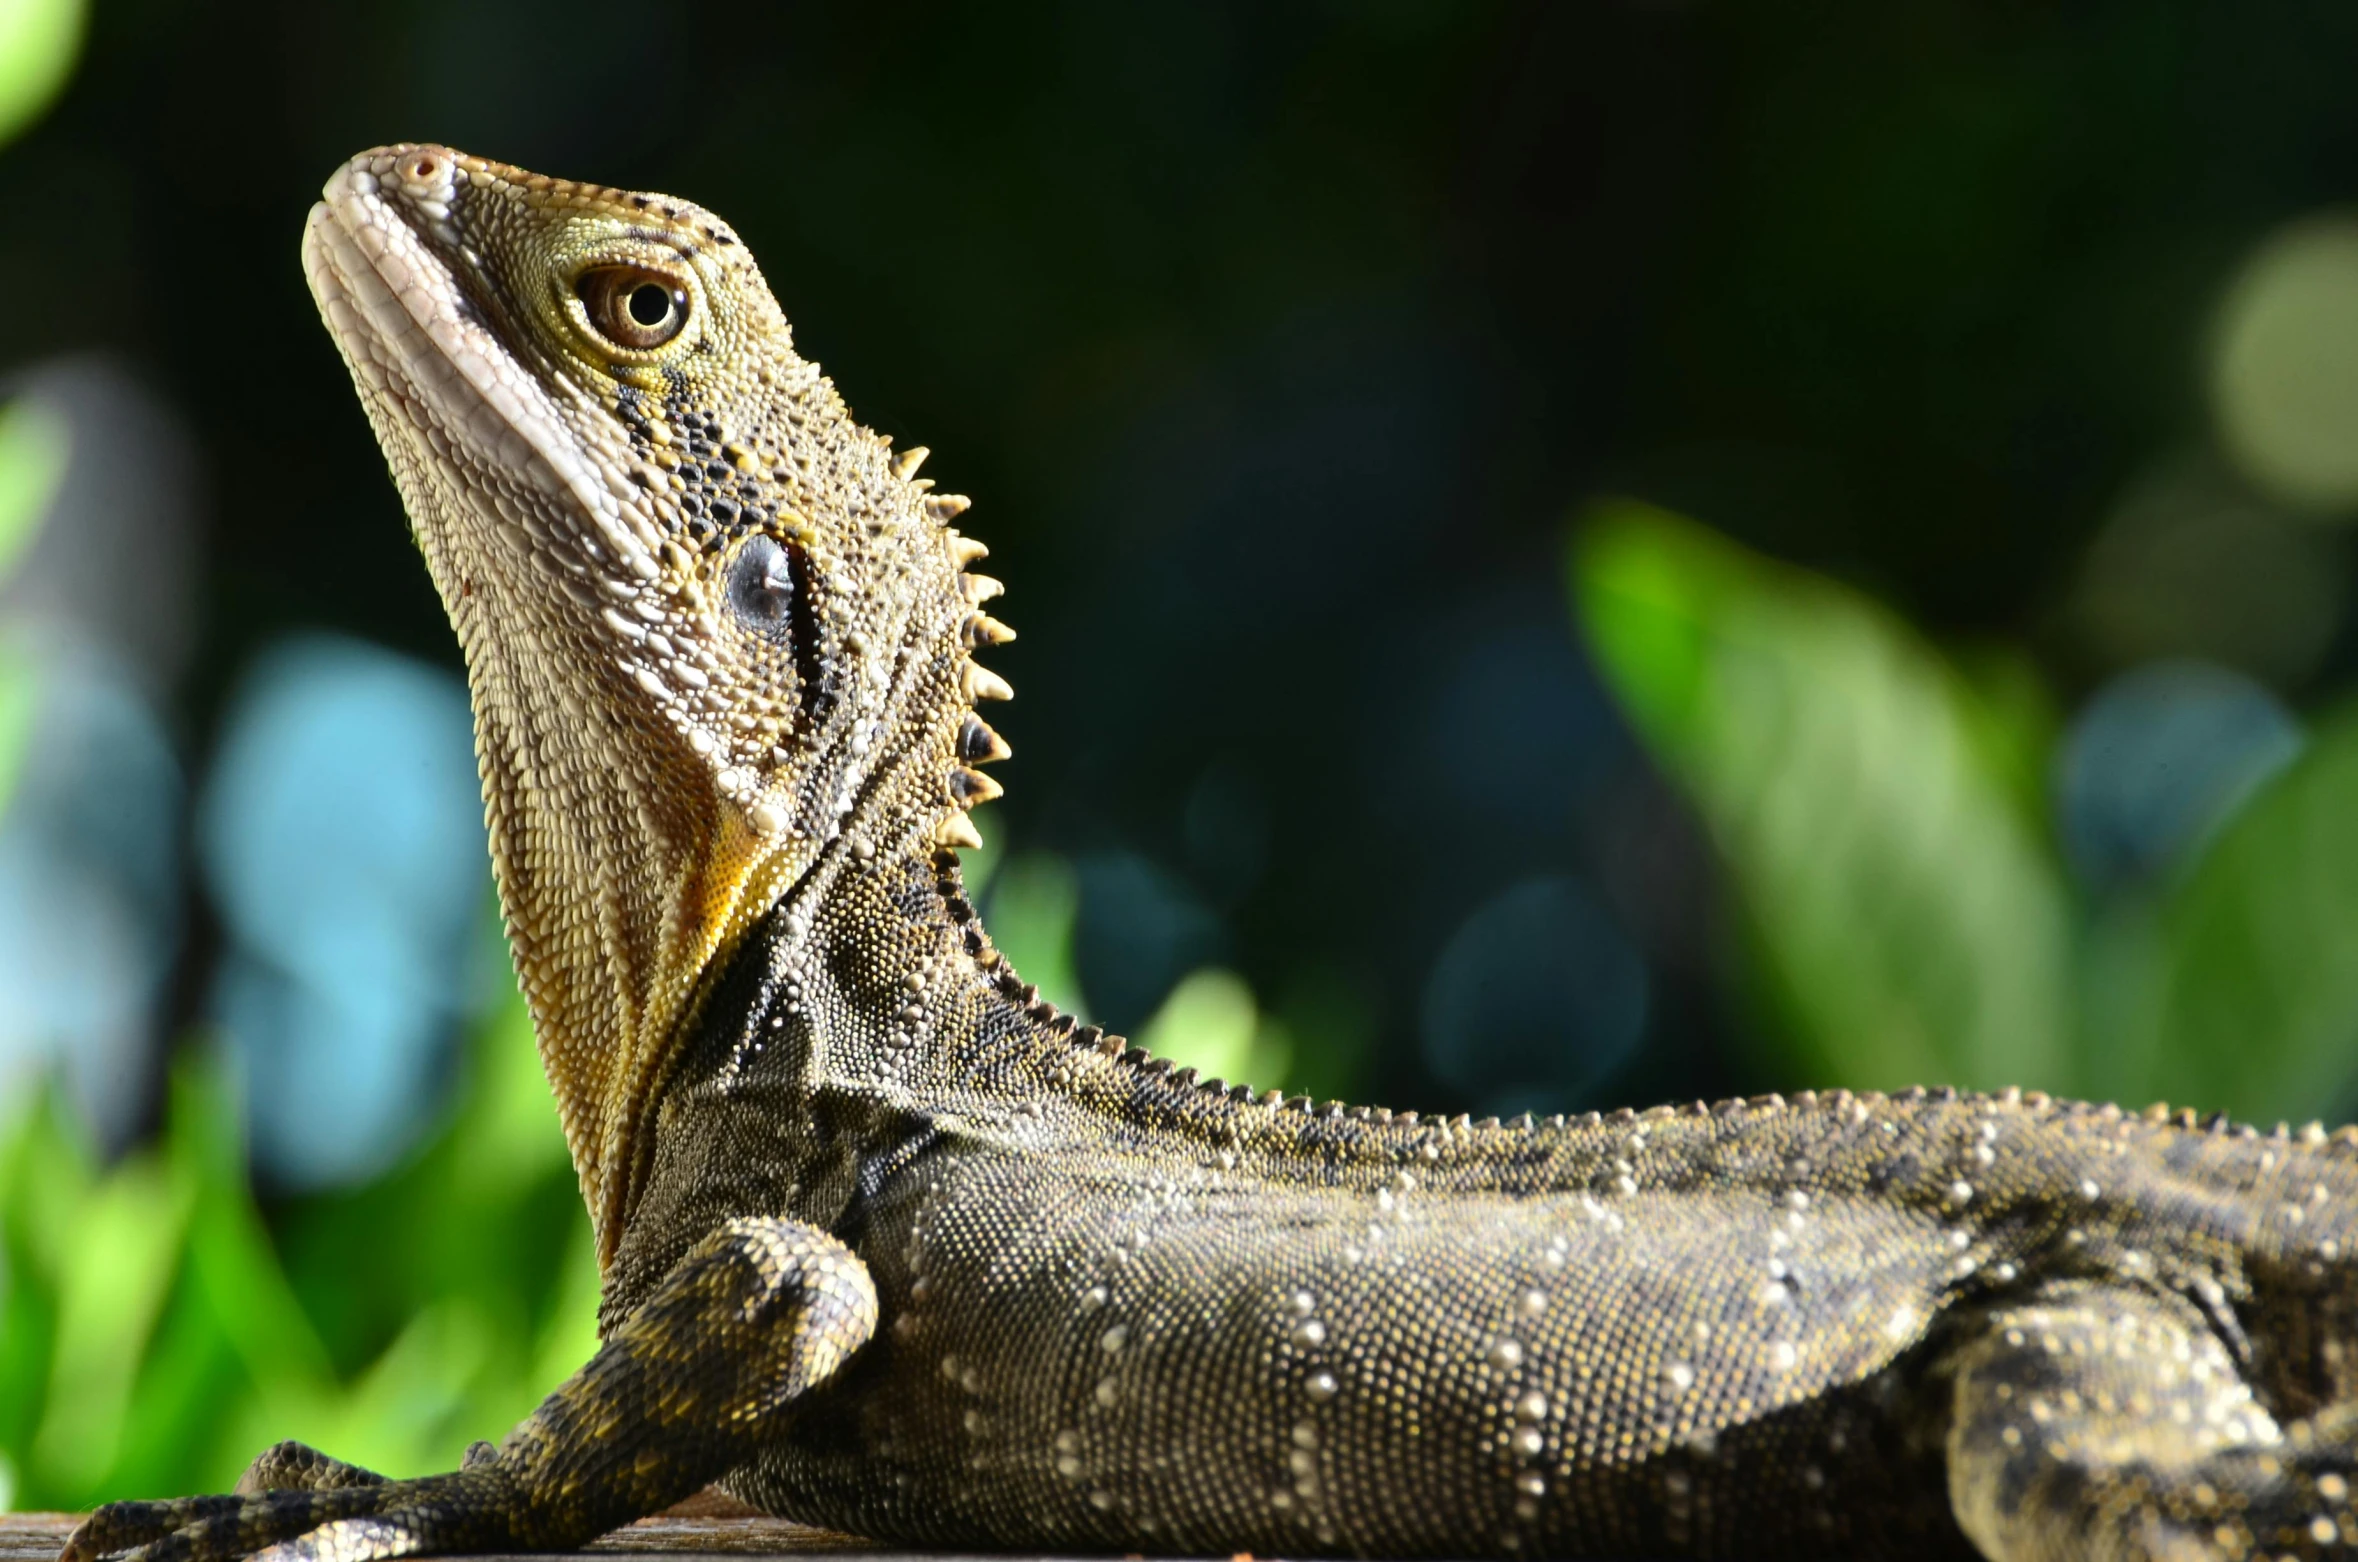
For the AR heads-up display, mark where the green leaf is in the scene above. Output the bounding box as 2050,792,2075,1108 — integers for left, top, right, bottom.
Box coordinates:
2145,706,2358,1124
0,1084,87,1467
0,0,83,149
0,390,69,587
1573,500,2074,1094
26,1142,195,1499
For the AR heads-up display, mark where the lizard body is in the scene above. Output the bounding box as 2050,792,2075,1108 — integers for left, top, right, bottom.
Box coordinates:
63,146,2358,1562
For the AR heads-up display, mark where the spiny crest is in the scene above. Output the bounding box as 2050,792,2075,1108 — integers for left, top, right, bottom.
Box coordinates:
907,455,1014,854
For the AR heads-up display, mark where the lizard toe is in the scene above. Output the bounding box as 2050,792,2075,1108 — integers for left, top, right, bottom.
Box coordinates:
72,1487,401,1562
235,1443,388,1497
62,1497,246,1562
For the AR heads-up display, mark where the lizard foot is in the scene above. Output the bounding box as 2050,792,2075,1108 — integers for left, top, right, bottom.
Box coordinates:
67,1437,512,1562
60,1218,874,1562
63,1488,400,1562
1945,1280,2358,1561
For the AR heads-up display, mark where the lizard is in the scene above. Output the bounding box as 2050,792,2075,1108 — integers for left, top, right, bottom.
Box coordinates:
60,142,2358,1562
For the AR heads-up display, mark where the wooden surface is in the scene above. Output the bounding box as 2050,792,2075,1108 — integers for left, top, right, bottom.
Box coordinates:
0,1510,946,1562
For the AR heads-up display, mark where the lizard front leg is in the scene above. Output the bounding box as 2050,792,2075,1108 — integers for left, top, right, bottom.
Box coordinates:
61,1218,875,1562
1944,1280,2357,1561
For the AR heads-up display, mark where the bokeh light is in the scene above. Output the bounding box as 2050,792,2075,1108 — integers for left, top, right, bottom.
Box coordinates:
2211,215,2358,515
0,356,196,1146
2054,660,2304,894
0,641,178,1146
197,636,490,1189
2071,451,2345,685
1419,877,1647,1119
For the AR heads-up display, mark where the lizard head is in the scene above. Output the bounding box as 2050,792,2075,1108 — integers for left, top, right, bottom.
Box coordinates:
301,144,1011,1255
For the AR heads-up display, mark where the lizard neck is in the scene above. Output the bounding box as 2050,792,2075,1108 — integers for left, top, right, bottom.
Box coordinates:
593,839,1043,1322
598,838,1301,1323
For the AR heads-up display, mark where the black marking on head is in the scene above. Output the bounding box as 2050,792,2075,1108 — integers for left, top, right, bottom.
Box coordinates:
784,537,833,727
620,226,701,263
613,383,654,440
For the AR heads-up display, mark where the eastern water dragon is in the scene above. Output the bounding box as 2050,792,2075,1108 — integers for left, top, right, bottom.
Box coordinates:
60,145,2358,1562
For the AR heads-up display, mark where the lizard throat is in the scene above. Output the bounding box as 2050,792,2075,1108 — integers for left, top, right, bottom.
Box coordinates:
302,157,821,1262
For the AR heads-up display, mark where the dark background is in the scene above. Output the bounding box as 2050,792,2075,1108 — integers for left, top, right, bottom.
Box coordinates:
8,0,2358,1124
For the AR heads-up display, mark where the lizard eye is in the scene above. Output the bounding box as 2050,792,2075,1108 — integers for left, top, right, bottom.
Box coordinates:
728,535,797,635
577,265,689,350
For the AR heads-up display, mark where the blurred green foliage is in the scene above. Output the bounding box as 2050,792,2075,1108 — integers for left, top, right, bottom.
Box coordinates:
970,826,1311,1099
0,394,64,810
1577,501,2358,1125
0,0,80,150
0,989,596,1512
1137,970,1294,1098
0,396,66,581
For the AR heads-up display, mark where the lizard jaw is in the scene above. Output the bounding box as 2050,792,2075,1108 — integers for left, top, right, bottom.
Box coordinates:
302,156,666,586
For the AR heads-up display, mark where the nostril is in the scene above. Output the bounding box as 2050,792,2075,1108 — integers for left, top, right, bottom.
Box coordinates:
406,151,440,181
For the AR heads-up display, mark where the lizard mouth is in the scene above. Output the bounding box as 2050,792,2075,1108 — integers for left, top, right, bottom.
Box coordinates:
301,148,663,588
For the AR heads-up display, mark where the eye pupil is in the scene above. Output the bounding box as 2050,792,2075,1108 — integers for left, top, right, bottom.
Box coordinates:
576,266,689,349
626,283,672,327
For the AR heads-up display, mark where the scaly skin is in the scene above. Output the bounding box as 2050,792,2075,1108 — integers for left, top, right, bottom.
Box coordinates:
63,145,2358,1562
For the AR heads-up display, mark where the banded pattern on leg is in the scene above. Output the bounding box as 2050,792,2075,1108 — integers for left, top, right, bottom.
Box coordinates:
1946,1282,2357,1562
61,1218,875,1562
